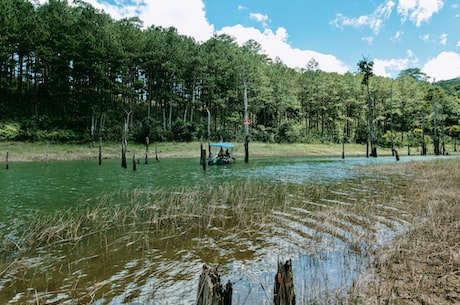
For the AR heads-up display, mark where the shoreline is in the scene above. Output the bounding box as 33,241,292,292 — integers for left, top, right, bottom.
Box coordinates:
1,141,439,163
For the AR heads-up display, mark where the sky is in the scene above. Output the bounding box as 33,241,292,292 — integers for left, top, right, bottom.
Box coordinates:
41,0,460,81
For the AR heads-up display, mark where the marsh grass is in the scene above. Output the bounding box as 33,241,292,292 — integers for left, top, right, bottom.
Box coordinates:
18,181,306,251
347,157,460,304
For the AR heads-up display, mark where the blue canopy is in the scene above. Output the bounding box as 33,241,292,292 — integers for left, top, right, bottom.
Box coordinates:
209,142,234,148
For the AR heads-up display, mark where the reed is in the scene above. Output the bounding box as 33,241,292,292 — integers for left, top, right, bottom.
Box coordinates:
346,157,460,304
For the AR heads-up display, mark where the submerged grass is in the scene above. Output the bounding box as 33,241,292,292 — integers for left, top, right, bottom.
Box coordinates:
348,157,460,305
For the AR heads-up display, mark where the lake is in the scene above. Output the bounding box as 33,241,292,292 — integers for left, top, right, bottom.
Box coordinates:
0,155,435,304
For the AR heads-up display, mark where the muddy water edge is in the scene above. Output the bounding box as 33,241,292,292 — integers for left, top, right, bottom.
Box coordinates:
0,156,458,304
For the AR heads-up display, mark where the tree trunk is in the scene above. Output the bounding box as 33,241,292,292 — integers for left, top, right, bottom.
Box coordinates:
145,137,149,164
98,137,102,165
274,259,295,305
196,265,232,305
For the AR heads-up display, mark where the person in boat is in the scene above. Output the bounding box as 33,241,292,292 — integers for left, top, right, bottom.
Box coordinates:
218,147,224,158
224,149,230,158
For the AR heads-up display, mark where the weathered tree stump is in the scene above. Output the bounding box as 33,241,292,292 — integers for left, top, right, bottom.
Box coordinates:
145,136,149,164
274,259,295,305
121,138,127,168
5,152,9,170
98,137,102,165
132,155,137,171
155,146,160,162
202,149,207,171
196,264,232,305
200,142,207,171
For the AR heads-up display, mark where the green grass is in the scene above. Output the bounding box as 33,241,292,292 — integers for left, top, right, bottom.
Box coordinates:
0,140,396,162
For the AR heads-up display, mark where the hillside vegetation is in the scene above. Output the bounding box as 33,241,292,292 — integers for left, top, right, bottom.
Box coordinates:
1,0,459,152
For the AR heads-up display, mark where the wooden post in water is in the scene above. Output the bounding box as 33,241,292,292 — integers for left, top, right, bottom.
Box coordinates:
155,146,160,162
202,148,207,171
5,152,9,170
392,148,400,161
98,137,102,165
145,136,149,164
196,265,232,305
46,142,49,166
121,138,127,168
132,154,137,171
274,260,295,305
200,139,207,171
242,64,249,163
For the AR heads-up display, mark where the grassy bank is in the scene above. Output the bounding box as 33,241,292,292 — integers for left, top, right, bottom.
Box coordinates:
0,141,398,162
349,157,460,304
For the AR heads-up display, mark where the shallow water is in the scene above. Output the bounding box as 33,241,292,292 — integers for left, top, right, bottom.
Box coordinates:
0,155,438,304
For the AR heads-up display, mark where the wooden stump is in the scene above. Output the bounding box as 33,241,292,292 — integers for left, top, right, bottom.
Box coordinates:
121,138,127,168
5,152,9,170
196,264,232,305
274,259,295,305
145,136,149,164
98,137,102,165
155,146,160,162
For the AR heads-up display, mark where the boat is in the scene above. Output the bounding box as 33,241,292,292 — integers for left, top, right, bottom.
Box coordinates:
208,142,235,165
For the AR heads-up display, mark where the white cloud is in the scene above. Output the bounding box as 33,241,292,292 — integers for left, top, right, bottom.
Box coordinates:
331,1,395,35
392,30,404,40
64,0,214,42
422,52,460,81
440,33,448,45
421,34,431,43
217,24,350,73
397,0,444,26
249,12,270,28
363,37,374,44
457,41,460,48
373,50,419,77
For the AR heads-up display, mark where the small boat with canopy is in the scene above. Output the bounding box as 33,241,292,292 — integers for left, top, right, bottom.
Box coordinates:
208,142,235,165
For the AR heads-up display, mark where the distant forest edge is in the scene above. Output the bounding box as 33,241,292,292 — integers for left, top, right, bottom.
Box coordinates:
1,0,460,149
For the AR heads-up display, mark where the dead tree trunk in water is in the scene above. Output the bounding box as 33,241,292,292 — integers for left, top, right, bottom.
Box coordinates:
145,137,149,164
200,139,207,171
121,110,131,168
98,137,102,165
242,64,249,163
5,152,9,170
274,260,295,305
196,265,232,305
121,138,127,168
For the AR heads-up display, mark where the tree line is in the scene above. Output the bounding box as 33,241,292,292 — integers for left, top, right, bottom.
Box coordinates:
1,0,460,153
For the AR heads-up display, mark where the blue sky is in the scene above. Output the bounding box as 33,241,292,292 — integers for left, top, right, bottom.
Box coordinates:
40,0,460,80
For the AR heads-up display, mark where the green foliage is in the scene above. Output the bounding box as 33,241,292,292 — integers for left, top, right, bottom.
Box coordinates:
252,125,276,143
0,122,21,140
276,121,303,143
171,119,196,142
0,0,459,149
448,125,460,138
